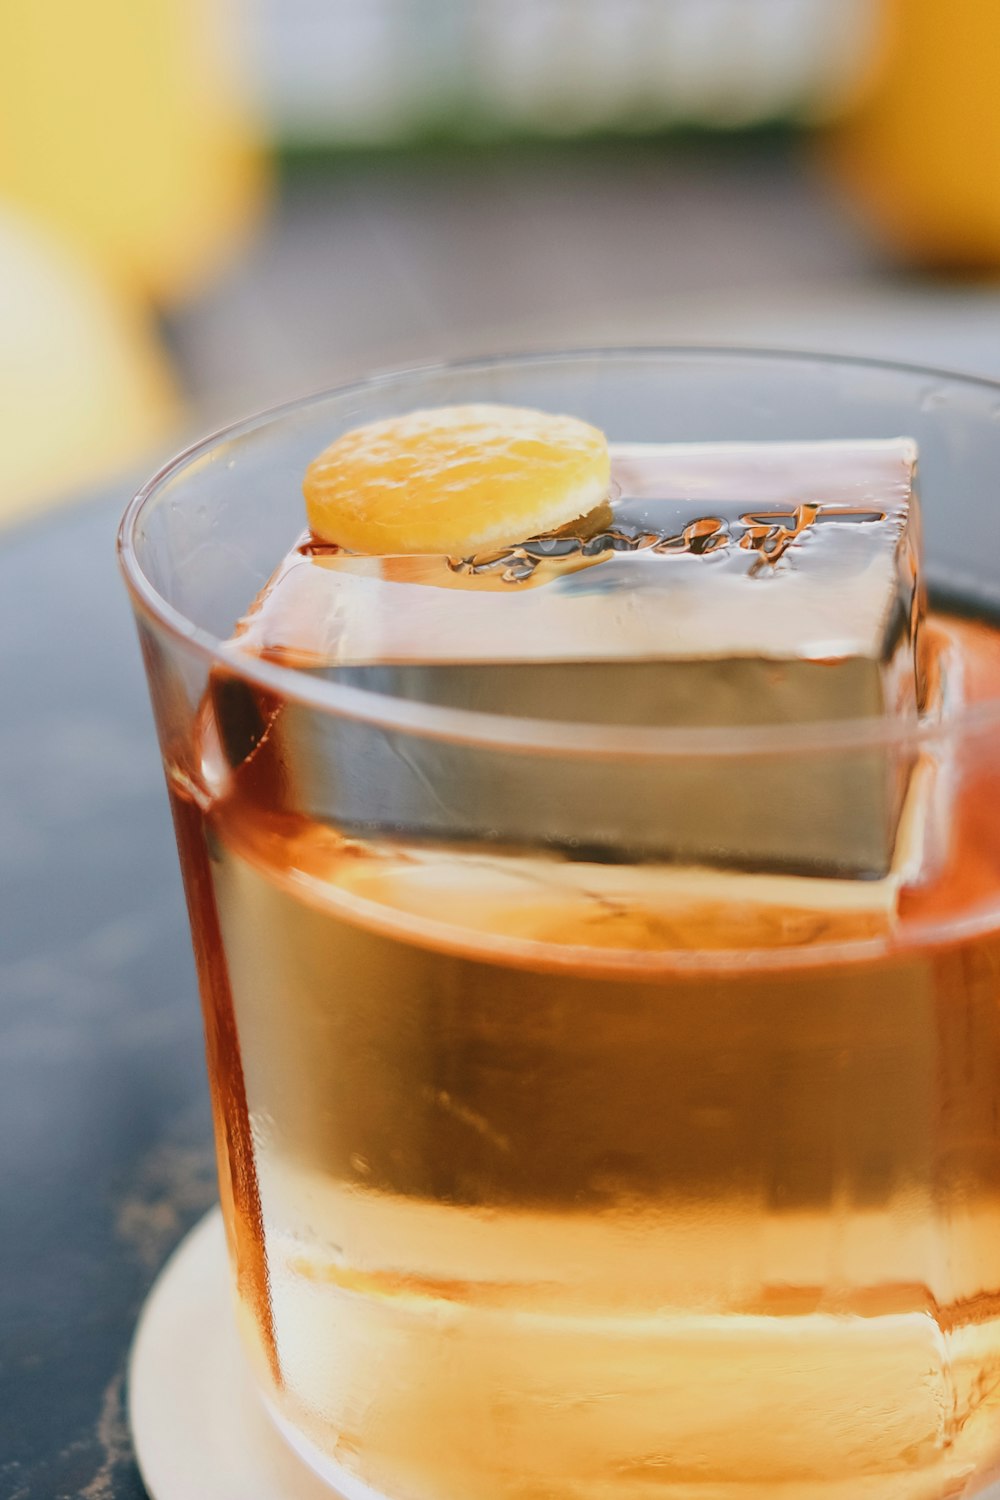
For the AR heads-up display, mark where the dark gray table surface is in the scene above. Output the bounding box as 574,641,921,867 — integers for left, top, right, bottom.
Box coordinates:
0,486,215,1500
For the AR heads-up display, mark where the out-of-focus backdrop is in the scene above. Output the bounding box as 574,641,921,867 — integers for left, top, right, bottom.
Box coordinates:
2,0,999,526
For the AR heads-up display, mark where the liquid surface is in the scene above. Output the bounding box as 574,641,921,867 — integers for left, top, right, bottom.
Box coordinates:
169,612,1000,1500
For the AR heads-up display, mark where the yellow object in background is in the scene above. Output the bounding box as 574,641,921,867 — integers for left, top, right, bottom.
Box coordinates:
830,0,1000,271
0,208,177,525
0,0,267,303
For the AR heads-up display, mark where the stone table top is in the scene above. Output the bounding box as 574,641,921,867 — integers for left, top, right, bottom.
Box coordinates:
0,485,215,1500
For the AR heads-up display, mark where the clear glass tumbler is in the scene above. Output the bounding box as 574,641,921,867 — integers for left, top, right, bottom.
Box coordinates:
119,350,1000,1500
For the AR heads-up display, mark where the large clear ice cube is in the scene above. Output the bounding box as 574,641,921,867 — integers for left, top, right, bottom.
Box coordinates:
216,439,931,878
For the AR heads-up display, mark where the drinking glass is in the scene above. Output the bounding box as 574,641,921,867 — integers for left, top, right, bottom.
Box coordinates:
119,349,1000,1500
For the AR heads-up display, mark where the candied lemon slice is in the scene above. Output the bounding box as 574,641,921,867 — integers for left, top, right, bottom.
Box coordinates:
303,403,610,555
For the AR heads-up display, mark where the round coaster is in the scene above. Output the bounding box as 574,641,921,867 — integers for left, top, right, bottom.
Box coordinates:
128,1208,337,1500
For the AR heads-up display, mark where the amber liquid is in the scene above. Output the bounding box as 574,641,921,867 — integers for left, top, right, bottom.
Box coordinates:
171,616,1000,1500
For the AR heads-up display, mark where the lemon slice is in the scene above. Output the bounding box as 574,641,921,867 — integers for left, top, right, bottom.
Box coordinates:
303,403,610,555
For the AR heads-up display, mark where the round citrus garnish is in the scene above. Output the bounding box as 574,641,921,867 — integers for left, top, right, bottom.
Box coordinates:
303,403,610,555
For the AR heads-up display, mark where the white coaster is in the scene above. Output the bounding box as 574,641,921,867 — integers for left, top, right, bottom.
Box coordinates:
128,1208,338,1500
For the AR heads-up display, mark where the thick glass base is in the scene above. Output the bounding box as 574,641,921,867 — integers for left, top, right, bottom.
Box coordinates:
263,1401,391,1500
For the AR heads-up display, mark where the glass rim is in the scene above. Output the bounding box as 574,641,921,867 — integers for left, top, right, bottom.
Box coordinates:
118,343,1000,760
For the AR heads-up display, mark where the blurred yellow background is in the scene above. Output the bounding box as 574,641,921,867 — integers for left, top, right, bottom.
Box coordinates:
830,0,1000,269
0,0,265,519
1,0,998,528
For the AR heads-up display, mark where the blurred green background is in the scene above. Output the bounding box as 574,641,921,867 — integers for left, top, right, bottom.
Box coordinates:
2,0,999,525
